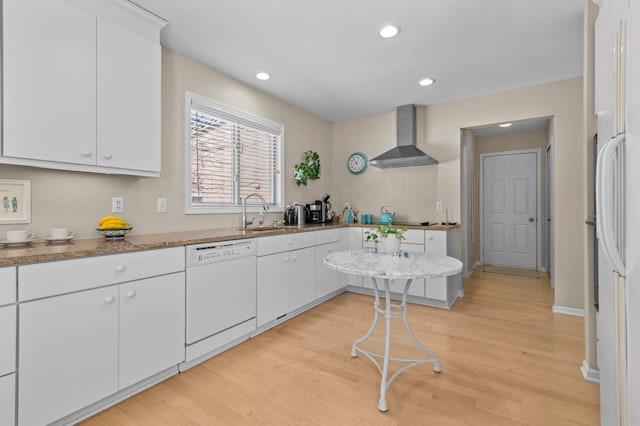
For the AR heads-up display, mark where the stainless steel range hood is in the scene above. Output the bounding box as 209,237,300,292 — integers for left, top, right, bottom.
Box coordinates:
369,104,438,168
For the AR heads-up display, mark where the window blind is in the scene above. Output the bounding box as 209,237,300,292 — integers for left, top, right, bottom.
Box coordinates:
186,93,283,212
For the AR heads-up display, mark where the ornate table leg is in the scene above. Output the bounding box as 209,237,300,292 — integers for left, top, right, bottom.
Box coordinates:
351,276,441,412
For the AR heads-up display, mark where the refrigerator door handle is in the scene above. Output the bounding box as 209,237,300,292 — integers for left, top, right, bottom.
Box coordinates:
596,133,626,276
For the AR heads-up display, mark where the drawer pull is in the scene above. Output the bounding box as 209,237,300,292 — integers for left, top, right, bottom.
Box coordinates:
104,296,115,304
82,151,93,158
103,153,113,160
284,256,289,262
288,240,293,245
291,255,297,261
126,291,136,299
115,265,126,273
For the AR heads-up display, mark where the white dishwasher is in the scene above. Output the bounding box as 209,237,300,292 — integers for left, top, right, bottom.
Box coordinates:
184,239,257,367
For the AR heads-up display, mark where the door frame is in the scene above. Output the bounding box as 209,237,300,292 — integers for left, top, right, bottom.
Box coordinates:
480,148,542,270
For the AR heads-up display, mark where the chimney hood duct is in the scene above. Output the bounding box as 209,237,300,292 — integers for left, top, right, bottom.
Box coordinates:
369,104,438,168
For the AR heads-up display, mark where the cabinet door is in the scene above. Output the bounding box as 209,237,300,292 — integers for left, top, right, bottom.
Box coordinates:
97,18,161,172
290,246,316,311
315,242,341,299
3,0,96,164
0,306,16,377
425,231,447,255
257,253,290,326
0,374,15,426
347,228,363,286
119,273,185,389
19,287,118,426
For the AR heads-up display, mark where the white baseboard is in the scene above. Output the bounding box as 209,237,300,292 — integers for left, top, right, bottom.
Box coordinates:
464,261,480,278
581,359,600,383
552,305,584,317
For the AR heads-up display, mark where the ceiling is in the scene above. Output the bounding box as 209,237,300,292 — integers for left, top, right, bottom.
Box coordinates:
133,0,584,123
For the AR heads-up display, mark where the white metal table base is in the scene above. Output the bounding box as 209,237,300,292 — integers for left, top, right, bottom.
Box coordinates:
350,277,441,412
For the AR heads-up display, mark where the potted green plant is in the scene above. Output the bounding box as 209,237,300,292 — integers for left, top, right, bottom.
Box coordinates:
364,223,407,254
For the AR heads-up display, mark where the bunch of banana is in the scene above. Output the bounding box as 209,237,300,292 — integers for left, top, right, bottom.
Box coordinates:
98,215,130,229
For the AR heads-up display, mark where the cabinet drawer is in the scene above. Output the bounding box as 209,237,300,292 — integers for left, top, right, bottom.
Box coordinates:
425,231,447,255
257,232,316,256
403,229,424,244
19,247,185,301
314,229,340,245
0,267,16,305
0,306,16,377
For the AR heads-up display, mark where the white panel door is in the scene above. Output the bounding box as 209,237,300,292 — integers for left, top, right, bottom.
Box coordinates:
3,0,97,164
483,152,538,269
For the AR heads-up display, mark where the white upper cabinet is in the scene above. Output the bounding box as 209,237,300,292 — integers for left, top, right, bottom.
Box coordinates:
1,0,166,176
97,17,161,172
3,0,97,165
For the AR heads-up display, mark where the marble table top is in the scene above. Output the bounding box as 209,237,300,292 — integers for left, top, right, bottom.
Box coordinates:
324,250,463,280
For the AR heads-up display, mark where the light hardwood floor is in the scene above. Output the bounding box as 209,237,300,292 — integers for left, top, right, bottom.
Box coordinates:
82,270,599,425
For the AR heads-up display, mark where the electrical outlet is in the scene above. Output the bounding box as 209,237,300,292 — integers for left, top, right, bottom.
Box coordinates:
157,197,167,213
436,201,443,212
112,197,124,213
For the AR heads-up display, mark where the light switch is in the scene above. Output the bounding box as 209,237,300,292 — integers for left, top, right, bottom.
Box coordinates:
157,198,167,213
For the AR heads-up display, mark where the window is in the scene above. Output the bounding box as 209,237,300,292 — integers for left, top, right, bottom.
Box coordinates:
185,92,284,213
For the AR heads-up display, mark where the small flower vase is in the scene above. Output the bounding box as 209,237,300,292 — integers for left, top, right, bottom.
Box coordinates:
379,235,401,254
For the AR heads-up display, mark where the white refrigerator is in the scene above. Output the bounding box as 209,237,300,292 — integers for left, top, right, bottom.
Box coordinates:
594,0,639,425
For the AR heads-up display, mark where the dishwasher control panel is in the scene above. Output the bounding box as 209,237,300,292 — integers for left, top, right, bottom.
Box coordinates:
187,239,256,266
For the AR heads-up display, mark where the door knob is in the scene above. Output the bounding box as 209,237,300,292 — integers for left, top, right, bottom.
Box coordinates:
529,217,535,222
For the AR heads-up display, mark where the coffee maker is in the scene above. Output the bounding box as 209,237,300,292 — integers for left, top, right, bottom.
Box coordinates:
306,193,334,224
307,201,324,223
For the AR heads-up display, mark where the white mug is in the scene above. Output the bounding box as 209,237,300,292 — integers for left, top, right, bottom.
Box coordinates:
6,230,35,241
50,228,75,239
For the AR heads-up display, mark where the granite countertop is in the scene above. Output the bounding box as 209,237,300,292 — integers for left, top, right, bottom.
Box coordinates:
0,222,460,267
324,250,463,280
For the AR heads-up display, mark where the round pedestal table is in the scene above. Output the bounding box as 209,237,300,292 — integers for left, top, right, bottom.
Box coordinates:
323,249,463,412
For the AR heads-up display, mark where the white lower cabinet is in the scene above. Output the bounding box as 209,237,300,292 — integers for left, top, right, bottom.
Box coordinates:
289,247,316,311
257,253,290,327
17,248,185,426
118,273,185,389
314,229,343,298
0,266,16,426
0,374,16,426
256,232,317,327
19,286,119,426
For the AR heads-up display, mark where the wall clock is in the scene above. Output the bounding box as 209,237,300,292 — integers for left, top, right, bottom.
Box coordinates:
347,152,368,175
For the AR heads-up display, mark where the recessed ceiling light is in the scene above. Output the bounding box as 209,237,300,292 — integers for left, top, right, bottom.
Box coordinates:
379,25,400,38
256,72,271,81
499,122,513,128
418,78,435,87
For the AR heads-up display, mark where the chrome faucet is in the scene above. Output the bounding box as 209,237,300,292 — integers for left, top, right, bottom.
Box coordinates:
241,193,269,229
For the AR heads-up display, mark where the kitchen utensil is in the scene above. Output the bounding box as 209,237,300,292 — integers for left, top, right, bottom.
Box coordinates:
379,205,395,224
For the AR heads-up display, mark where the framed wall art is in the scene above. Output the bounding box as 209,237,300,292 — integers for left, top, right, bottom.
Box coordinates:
0,179,31,224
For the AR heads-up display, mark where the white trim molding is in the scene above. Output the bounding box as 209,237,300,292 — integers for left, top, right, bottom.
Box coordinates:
581,360,600,383
552,305,585,317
